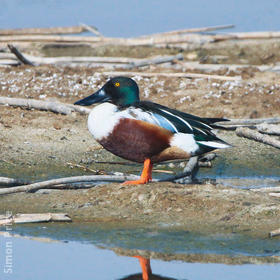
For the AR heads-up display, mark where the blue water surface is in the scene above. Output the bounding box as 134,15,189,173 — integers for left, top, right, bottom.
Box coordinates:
0,0,280,37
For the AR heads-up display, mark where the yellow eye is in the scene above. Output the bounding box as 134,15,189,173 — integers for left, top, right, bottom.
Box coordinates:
115,82,120,87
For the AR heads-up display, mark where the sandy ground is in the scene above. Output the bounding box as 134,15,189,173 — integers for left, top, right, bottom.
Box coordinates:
0,40,280,236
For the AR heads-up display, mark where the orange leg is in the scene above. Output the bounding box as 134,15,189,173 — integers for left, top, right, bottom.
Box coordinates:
133,256,152,280
122,158,153,185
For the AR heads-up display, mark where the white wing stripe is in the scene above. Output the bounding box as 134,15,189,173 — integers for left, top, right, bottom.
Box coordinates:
160,109,193,131
197,141,230,149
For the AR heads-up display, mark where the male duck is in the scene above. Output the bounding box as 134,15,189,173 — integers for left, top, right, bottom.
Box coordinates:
74,77,230,185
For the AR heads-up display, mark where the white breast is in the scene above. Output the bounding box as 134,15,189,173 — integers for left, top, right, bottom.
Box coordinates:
87,102,171,141
88,103,120,140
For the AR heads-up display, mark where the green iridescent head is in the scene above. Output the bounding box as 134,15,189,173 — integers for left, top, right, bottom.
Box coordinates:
74,76,140,107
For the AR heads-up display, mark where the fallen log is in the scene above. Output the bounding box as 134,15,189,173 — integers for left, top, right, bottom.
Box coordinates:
0,213,71,225
256,123,280,135
0,25,87,35
236,127,280,149
101,71,241,81
0,97,90,115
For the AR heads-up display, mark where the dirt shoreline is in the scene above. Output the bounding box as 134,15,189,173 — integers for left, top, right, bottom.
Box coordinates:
1,182,280,237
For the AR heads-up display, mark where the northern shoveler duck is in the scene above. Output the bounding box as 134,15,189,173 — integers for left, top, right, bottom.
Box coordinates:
74,76,230,185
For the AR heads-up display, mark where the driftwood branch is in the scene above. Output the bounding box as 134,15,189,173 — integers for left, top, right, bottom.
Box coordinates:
256,123,280,135
80,23,103,37
141,24,235,38
101,71,240,81
159,156,199,183
219,117,280,127
0,177,29,187
0,97,90,115
214,31,280,42
4,47,183,68
0,33,214,46
0,213,71,225
269,228,280,238
124,54,183,69
176,61,280,73
0,175,142,195
236,127,280,149
0,26,87,35
8,44,35,65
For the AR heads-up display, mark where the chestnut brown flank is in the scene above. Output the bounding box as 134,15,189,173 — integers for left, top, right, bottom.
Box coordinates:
98,119,169,162
99,119,190,163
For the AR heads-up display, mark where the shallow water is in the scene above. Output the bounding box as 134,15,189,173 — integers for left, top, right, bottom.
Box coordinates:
1,223,280,280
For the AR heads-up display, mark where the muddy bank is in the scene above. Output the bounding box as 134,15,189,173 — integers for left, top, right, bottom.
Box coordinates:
1,182,280,237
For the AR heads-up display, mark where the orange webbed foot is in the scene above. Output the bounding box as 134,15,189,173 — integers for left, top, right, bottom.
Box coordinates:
122,158,153,185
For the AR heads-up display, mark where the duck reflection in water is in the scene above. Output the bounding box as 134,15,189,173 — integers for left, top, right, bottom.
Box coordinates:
119,256,176,280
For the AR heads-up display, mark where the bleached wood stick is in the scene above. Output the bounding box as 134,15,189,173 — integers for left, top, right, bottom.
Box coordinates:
124,54,183,69
256,123,280,135
8,44,35,65
0,213,71,225
0,97,90,115
160,156,199,183
251,186,280,193
101,71,240,81
0,177,29,187
0,175,142,195
269,228,280,238
80,23,103,37
139,24,235,38
0,53,17,59
236,127,280,149
15,54,143,65
0,26,87,35
214,31,280,41
0,59,19,66
0,33,213,45
176,61,280,72
219,117,280,126
269,193,280,198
